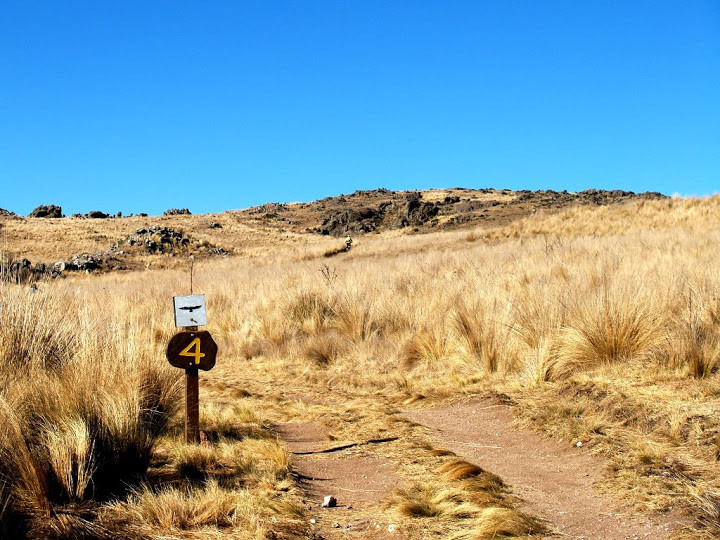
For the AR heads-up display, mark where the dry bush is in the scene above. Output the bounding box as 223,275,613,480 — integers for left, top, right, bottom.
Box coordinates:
453,300,507,373
0,285,182,534
448,507,547,539
549,288,664,380
387,481,546,538
303,331,346,365
331,294,382,342
666,287,720,377
0,288,75,371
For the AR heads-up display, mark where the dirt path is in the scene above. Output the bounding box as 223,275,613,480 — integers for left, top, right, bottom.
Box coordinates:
405,398,688,539
275,422,402,539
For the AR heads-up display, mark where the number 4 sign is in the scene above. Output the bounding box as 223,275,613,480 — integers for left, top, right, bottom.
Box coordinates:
180,337,205,365
166,331,217,371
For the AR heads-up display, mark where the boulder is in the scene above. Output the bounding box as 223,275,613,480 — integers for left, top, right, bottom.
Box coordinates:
87,211,109,219
63,254,102,272
29,205,62,218
0,257,47,283
163,208,192,216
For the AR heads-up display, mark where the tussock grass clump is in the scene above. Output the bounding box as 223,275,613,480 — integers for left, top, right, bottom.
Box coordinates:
303,331,346,365
448,507,547,539
0,287,183,536
286,290,335,329
109,479,304,535
388,483,472,518
453,301,506,373
668,288,720,378
119,480,242,530
400,329,449,369
387,481,546,538
436,460,486,482
549,290,664,379
200,402,266,440
0,288,75,371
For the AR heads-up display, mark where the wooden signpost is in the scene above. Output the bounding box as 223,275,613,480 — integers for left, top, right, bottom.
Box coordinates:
167,294,217,444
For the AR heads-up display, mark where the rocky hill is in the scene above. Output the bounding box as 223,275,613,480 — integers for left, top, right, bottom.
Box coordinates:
239,187,667,237
0,187,668,283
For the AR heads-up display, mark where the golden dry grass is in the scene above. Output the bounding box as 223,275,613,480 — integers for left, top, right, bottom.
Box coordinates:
3,195,720,537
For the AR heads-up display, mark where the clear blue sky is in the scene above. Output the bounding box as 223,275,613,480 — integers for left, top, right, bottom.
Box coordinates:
1,1,718,216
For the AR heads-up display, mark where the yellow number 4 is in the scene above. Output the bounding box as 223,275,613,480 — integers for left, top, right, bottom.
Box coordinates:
180,337,205,365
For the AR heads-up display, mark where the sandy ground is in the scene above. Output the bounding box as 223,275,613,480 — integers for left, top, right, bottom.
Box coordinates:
276,422,402,539
405,398,689,539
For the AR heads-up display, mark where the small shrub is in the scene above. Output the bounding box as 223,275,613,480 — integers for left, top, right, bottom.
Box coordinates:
303,332,345,365
550,292,663,379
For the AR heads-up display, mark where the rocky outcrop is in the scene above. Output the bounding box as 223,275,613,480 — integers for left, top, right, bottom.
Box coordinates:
317,207,384,235
315,193,441,235
1,257,61,283
55,254,105,272
311,188,668,236
29,205,63,218
121,227,191,254
387,193,439,229
112,226,228,257
72,211,111,219
248,203,288,215
0,208,15,216
163,208,191,216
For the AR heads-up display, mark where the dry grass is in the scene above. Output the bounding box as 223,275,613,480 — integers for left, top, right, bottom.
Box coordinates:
4,195,720,536
386,476,546,539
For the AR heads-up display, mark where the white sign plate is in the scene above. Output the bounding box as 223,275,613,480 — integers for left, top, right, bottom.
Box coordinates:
173,295,207,327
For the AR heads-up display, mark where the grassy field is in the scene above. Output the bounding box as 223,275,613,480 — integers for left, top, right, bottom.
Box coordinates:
2,195,720,538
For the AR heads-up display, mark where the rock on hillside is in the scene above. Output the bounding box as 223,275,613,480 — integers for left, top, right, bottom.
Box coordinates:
0,257,61,284
112,226,228,256
0,208,15,216
29,205,63,218
164,208,192,216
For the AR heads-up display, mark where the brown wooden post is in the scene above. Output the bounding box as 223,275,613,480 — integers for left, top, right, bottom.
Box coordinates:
183,325,200,444
185,367,200,444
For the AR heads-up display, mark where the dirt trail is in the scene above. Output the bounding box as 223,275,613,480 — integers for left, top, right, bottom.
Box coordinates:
405,398,688,539
276,422,401,539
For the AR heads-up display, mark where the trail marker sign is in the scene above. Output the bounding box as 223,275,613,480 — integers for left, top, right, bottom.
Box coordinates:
173,295,207,327
166,331,217,371
169,291,216,444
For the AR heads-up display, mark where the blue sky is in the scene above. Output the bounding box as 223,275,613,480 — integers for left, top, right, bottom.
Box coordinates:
1,1,718,216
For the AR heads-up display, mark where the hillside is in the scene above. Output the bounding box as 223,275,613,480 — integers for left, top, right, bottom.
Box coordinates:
0,187,665,281
3,193,720,538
